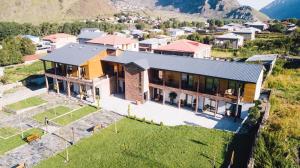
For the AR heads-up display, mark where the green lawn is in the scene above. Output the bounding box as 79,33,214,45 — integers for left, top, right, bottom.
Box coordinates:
33,106,72,123
4,61,49,83
53,106,98,126
0,127,20,139
0,128,44,155
6,96,47,111
211,49,234,58
36,119,233,168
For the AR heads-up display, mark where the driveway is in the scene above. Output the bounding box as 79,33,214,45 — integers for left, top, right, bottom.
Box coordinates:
101,95,243,132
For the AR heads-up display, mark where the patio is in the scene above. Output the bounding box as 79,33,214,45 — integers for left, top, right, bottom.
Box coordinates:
101,95,244,132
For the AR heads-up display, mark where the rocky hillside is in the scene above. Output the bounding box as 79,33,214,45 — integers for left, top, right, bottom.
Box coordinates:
112,0,268,21
0,0,269,23
0,0,115,24
260,0,300,19
226,6,269,21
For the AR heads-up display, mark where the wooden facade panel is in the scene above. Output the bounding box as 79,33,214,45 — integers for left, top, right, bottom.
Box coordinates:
243,83,256,102
219,79,228,94
165,71,181,85
85,50,108,80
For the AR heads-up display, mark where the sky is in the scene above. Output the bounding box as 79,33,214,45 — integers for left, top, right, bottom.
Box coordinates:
238,0,275,10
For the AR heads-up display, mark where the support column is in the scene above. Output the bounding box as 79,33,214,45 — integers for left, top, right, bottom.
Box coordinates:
79,84,83,100
195,96,199,113
45,75,49,90
67,81,71,97
56,78,59,94
92,85,96,103
214,100,218,117
162,90,166,105
178,93,181,109
43,61,47,73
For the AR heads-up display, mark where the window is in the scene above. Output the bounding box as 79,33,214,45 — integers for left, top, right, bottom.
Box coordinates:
228,80,244,96
205,77,219,93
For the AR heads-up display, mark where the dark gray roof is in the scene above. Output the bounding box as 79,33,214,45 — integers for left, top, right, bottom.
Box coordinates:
246,54,277,62
77,32,106,40
41,43,108,66
102,51,264,83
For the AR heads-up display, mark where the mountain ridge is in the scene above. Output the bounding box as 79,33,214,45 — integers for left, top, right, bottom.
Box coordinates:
260,0,300,19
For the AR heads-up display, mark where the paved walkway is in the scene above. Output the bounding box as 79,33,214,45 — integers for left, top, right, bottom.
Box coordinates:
101,95,243,132
0,86,47,107
0,110,123,168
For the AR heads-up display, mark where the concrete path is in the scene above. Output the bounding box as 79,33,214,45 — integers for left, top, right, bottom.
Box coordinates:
101,95,243,132
0,86,47,107
0,110,123,168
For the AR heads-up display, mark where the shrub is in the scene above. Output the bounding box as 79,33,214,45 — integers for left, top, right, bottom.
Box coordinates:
0,75,8,84
160,122,164,126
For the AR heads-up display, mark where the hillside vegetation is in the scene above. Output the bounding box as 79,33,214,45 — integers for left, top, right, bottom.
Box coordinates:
254,60,300,167
0,0,115,24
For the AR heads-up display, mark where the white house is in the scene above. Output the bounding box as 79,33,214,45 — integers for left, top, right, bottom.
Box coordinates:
167,28,185,37
215,33,244,49
139,38,168,52
244,21,269,31
233,28,256,41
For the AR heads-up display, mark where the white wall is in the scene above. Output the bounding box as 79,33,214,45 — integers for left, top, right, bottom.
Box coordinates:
217,101,226,115
254,69,264,100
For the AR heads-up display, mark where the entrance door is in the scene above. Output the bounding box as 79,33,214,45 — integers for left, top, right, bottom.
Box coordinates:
204,98,217,112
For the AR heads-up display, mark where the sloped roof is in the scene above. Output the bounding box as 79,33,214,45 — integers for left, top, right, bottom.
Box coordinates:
77,31,106,40
216,33,244,40
86,35,137,46
41,43,109,66
153,39,211,53
246,54,277,62
42,33,76,43
102,51,264,83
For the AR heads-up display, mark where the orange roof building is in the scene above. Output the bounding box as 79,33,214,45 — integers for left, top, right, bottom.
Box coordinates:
86,35,139,51
153,39,211,58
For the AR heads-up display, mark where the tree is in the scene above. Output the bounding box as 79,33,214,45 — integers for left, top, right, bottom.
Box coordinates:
19,37,36,55
135,22,146,30
269,23,286,33
187,33,203,43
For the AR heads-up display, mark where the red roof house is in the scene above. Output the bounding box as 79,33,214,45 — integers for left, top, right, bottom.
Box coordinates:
153,39,211,58
86,35,139,51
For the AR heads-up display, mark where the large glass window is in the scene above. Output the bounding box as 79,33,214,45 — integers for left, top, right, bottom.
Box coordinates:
205,77,219,93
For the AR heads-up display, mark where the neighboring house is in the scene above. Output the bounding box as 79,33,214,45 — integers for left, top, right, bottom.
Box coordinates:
181,27,196,34
216,25,234,32
21,35,40,45
167,28,185,37
246,54,277,77
139,38,168,52
215,33,244,49
77,31,107,44
153,39,211,58
42,33,77,51
244,21,269,31
80,28,101,33
102,51,264,119
131,29,149,39
148,29,163,34
41,44,264,119
86,35,139,51
233,28,256,41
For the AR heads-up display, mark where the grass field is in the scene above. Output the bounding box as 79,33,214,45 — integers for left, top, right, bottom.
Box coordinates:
211,50,235,58
0,128,44,155
36,119,233,168
0,127,20,139
53,106,98,126
254,60,300,167
6,96,47,111
33,106,72,123
4,61,48,83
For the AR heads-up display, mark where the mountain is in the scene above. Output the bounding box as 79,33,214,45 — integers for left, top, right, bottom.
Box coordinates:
112,0,269,21
260,0,300,19
0,0,269,23
0,0,115,24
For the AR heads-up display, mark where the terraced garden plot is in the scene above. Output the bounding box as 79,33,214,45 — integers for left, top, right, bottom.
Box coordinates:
6,97,47,111
33,106,72,123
